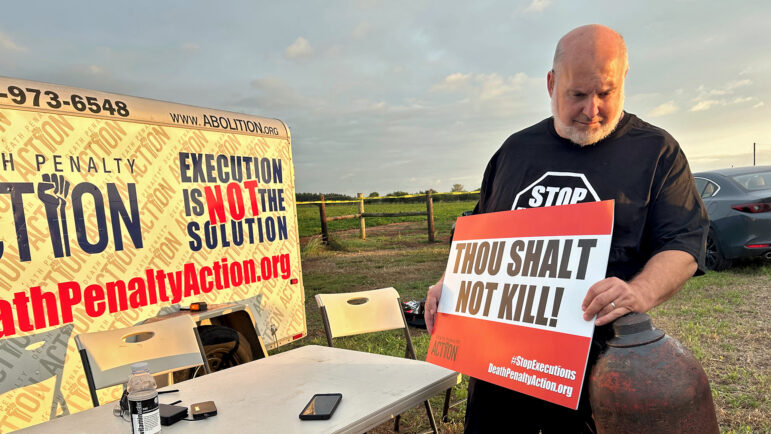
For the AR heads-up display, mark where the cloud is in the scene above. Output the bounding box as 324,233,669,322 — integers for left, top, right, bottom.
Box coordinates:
690,78,756,112
431,72,534,100
285,37,312,59
740,61,771,76
649,101,679,117
706,79,751,95
523,0,551,13
478,73,531,99
353,22,372,39
690,100,719,112
0,30,26,52
325,44,343,57
725,79,752,90
431,72,472,92
231,76,316,112
228,68,545,195
181,43,200,52
754,101,765,108
88,65,103,75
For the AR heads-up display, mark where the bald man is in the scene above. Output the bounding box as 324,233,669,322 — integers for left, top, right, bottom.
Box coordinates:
425,25,708,432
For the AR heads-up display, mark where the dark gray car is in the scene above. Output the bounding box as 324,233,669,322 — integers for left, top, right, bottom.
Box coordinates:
693,166,771,270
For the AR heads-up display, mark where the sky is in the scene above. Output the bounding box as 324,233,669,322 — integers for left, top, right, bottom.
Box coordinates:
1,0,769,195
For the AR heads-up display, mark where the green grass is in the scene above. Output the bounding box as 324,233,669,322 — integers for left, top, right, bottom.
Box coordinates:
296,200,476,238
650,264,770,433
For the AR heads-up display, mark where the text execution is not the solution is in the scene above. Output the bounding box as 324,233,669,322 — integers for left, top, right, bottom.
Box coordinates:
178,152,290,251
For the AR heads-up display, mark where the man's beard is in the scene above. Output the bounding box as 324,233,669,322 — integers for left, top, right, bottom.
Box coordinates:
551,91,625,146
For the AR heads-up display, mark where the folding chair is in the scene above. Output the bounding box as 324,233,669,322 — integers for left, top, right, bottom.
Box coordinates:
0,324,74,418
315,287,445,433
75,315,211,407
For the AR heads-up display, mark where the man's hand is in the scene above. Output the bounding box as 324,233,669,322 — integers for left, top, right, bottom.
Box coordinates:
581,250,697,326
581,278,648,326
424,274,445,334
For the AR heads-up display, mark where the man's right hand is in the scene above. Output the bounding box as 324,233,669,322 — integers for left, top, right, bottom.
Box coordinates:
424,274,445,334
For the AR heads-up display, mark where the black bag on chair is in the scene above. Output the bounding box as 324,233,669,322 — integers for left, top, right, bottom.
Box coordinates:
174,325,254,381
402,299,427,329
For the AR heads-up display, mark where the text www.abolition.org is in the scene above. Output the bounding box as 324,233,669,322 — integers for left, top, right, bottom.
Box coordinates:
488,363,574,398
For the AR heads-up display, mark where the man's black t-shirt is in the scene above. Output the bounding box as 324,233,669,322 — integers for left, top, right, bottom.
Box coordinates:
474,112,708,280
463,113,709,433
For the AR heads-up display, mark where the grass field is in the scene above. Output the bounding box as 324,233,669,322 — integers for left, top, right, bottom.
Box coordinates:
284,200,769,433
296,199,476,238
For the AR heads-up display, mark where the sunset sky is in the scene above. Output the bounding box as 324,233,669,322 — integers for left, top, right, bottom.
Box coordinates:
2,0,769,194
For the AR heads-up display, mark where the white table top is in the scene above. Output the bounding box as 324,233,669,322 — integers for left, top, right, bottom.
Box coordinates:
20,345,460,433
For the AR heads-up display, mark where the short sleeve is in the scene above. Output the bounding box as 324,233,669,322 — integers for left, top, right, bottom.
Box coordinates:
646,146,709,275
475,149,501,215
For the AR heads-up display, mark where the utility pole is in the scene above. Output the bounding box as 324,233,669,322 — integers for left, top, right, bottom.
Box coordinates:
754,142,756,166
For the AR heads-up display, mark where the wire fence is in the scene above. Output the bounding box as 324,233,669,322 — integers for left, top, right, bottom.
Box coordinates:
297,190,480,205
302,190,480,243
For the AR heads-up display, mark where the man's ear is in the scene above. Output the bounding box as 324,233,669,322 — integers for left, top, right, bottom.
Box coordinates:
547,69,555,98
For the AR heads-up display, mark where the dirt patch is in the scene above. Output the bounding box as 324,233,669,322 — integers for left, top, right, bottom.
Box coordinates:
299,221,443,247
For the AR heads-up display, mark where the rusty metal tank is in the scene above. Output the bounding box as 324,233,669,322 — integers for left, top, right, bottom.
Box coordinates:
589,313,719,434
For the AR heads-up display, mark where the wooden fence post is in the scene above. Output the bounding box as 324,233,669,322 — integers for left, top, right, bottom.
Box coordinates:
426,190,435,242
319,194,329,244
358,193,366,240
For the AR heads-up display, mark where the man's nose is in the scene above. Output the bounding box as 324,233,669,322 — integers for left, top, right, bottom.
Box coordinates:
583,95,600,119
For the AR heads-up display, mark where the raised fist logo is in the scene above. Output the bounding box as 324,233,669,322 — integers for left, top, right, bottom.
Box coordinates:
38,173,72,258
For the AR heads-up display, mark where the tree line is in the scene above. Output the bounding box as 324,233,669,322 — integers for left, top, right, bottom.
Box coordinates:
296,185,480,204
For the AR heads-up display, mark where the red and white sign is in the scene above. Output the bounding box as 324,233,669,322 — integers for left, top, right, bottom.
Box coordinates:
427,200,614,409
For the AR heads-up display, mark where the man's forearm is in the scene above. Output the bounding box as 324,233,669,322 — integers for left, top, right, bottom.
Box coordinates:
582,249,697,325
629,249,697,312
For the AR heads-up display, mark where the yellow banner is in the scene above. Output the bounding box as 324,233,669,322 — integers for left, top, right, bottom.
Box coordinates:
0,78,305,431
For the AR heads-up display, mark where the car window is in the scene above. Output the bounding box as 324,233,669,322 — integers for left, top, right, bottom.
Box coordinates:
702,182,717,197
732,170,771,191
694,178,707,193
694,177,719,198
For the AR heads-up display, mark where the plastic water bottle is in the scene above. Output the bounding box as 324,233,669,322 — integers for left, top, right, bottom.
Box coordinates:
127,362,161,434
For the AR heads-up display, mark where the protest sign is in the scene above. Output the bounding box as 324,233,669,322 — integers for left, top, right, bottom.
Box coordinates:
0,77,306,429
426,200,613,409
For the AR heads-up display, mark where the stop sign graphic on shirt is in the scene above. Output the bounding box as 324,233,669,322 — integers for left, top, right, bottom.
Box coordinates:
512,171,600,210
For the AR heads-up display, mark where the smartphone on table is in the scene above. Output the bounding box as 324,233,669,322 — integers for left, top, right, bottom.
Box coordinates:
298,393,343,420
